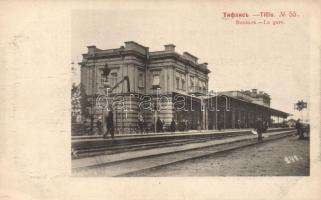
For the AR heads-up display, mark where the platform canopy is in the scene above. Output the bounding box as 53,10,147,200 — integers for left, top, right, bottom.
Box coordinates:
205,94,291,118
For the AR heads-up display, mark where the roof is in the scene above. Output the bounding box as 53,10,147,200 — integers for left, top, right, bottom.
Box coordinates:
81,42,211,74
206,95,290,117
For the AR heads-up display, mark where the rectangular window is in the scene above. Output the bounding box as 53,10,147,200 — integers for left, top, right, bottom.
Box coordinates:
190,77,194,92
202,82,206,93
152,74,160,87
138,72,144,88
182,78,185,90
111,72,117,87
176,77,180,90
101,72,105,86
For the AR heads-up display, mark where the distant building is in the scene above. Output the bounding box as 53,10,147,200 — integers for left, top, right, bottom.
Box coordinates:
219,89,271,107
79,41,290,134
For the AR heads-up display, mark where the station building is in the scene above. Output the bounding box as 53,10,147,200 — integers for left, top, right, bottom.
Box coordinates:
79,41,289,134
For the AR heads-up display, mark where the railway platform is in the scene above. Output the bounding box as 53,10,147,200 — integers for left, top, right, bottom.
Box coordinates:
72,128,296,176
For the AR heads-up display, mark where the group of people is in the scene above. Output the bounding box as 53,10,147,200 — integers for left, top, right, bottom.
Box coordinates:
96,110,307,142
156,118,165,132
169,119,190,132
144,117,189,133
253,118,308,142
97,112,177,135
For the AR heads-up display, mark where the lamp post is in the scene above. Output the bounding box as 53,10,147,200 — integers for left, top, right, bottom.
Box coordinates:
90,58,96,134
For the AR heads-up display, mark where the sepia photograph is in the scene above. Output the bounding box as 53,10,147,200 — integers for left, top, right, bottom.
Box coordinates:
71,9,310,177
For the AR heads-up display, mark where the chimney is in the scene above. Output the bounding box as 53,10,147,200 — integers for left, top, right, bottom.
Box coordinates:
87,45,96,56
164,44,176,52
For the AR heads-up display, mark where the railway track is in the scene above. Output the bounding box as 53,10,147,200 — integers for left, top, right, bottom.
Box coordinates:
72,129,296,177
73,131,251,158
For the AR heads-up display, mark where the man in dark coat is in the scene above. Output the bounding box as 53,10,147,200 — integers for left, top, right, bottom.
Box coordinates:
170,119,176,132
255,118,263,142
103,107,114,139
156,117,163,133
96,117,103,135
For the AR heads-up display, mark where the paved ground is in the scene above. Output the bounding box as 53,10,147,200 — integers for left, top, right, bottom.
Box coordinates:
129,136,309,176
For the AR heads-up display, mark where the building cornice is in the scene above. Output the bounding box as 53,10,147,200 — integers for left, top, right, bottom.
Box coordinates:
150,52,211,74
81,43,211,74
83,50,147,60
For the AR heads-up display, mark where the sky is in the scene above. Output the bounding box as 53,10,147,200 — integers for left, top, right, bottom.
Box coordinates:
71,3,310,120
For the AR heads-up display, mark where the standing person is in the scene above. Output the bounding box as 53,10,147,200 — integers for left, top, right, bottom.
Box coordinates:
186,120,190,131
162,120,166,132
182,120,186,131
84,119,91,135
295,119,304,139
138,113,144,134
184,120,189,131
170,119,176,132
103,105,114,139
237,120,241,129
143,121,147,134
255,118,263,142
96,117,103,135
156,117,162,133
262,121,268,133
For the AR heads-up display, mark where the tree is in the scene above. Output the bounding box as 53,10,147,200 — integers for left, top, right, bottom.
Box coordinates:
79,83,90,119
71,83,90,123
71,83,81,123
295,100,307,121
295,100,307,111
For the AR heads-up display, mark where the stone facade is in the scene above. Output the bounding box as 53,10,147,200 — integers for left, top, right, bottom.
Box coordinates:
79,41,290,134
79,41,210,134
